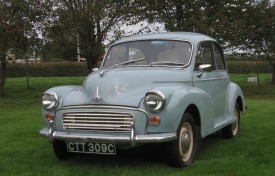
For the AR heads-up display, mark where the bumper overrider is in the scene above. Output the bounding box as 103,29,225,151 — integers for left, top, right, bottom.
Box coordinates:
39,121,176,147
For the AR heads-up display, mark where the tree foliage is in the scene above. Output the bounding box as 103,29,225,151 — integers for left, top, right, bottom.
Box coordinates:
134,0,203,32
1,0,275,96
43,0,134,70
243,0,275,83
0,0,45,95
134,0,275,83
136,0,252,45
0,0,24,95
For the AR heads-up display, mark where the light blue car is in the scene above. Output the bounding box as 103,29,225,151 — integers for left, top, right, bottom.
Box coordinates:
40,32,245,168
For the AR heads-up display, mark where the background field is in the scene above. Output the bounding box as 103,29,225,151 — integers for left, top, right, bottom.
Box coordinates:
0,75,275,176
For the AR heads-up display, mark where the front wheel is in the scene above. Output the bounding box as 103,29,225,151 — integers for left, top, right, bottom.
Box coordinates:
167,113,197,168
53,140,70,160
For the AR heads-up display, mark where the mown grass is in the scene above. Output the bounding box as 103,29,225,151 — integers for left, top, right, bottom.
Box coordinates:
0,75,275,176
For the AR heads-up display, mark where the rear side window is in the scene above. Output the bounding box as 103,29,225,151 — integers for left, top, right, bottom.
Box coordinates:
201,42,214,67
194,41,226,71
213,43,226,70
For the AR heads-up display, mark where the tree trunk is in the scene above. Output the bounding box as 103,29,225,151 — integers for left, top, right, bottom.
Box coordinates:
256,61,261,87
86,53,99,70
85,43,103,70
25,58,31,89
86,56,93,70
266,55,275,84
0,53,7,96
272,65,275,85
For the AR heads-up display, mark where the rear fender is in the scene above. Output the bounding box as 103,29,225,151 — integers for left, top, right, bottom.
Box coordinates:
227,82,245,121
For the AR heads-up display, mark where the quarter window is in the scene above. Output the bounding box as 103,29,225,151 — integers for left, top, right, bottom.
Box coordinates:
213,44,226,70
201,42,214,68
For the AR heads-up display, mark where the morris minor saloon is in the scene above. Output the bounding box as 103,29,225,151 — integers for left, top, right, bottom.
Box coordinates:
40,32,245,168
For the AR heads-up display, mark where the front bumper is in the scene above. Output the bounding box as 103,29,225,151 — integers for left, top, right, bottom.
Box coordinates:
39,126,177,147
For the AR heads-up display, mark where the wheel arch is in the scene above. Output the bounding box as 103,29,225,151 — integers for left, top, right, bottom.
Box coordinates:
228,82,246,113
236,96,244,112
184,104,201,128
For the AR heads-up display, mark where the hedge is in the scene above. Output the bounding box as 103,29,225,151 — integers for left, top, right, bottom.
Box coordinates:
2,61,273,77
4,62,90,77
227,61,272,74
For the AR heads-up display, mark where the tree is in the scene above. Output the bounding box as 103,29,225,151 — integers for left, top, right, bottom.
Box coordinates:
135,0,203,32
0,0,23,96
136,0,252,46
199,0,252,46
0,0,46,95
40,23,77,61
242,0,275,84
44,0,134,70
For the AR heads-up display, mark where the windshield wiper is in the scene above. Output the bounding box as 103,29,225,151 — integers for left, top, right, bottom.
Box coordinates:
149,61,185,67
113,58,146,68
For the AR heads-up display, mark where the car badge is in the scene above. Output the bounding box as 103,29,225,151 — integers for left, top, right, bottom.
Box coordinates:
92,86,102,102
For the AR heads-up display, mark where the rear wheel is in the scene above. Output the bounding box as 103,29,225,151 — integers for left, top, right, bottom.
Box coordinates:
53,140,70,160
222,103,240,138
167,113,197,168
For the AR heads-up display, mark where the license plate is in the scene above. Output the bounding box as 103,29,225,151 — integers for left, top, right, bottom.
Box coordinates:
66,141,116,155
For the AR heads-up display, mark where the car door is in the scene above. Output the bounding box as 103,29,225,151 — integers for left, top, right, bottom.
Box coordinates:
193,41,229,132
212,42,230,125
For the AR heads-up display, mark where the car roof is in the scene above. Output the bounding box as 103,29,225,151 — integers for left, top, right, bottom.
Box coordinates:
113,32,216,45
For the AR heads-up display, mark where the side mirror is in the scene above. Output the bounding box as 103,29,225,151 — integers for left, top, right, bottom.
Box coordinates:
92,68,99,72
199,64,211,70
197,64,211,78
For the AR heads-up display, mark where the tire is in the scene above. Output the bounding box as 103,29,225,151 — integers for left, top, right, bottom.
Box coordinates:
167,113,197,168
222,103,240,138
53,140,70,160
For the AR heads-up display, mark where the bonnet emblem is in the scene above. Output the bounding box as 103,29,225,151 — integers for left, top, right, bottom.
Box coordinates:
92,86,102,102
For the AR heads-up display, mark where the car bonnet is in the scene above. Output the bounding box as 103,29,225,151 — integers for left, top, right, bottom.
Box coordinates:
62,67,192,107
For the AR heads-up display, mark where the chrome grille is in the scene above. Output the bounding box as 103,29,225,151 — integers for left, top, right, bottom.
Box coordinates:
62,112,134,132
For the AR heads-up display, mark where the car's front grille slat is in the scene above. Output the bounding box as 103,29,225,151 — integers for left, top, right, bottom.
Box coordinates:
62,112,134,132
64,125,132,131
65,113,132,117
66,116,132,120
63,120,132,124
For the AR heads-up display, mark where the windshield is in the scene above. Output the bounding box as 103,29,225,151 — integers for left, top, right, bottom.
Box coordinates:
102,40,192,68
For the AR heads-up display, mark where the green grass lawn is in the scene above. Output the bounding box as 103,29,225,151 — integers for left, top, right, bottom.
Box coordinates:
0,75,275,176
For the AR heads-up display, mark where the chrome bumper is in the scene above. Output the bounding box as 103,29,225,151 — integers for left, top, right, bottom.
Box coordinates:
39,127,177,147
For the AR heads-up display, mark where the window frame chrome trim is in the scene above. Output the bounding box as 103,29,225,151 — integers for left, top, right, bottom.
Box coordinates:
101,39,194,69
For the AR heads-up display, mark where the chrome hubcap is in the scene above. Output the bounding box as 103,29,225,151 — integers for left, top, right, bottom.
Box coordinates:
232,109,239,135
179,122,193,161
181,131,191,153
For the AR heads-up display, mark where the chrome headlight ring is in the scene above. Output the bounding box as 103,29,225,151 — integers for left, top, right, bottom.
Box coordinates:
144,90,166,113
42,91,58,111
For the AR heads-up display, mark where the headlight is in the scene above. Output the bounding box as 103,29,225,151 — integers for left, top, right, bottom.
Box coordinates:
144,91,166,113
42,91,58,110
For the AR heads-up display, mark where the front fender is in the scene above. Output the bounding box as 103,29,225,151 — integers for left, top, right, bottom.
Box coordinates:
144,86,214,135
42,85,81,126
44,85,82,109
